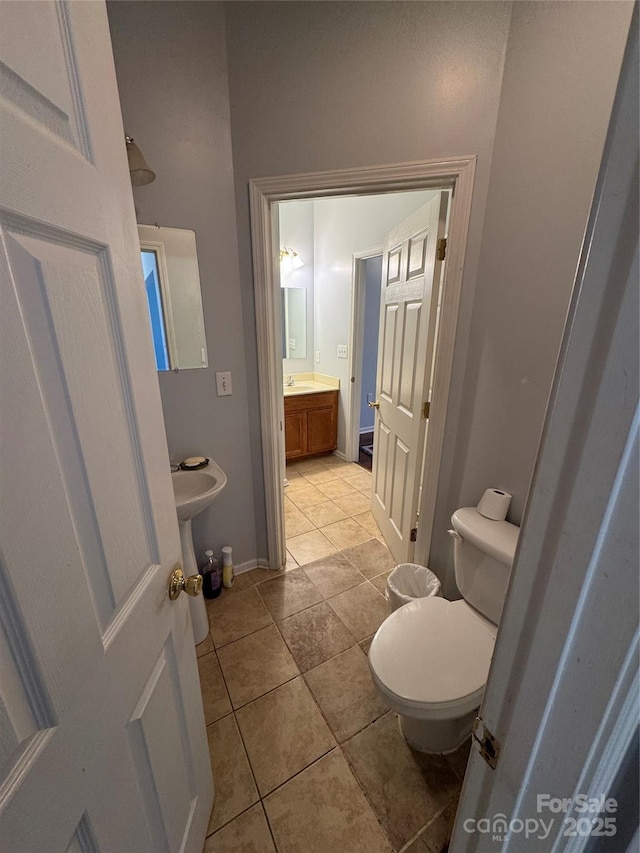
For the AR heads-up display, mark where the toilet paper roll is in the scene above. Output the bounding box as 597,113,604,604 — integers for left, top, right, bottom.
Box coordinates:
477,488,512,521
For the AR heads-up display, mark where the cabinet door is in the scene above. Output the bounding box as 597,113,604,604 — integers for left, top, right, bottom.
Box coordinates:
307,406,337,455
285,410,307,459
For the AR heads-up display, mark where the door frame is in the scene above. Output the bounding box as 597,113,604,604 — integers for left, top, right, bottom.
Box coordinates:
345,245,383,463
249,156,476,570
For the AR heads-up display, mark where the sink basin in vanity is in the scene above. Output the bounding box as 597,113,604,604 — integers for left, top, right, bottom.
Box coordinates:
171,458,227,644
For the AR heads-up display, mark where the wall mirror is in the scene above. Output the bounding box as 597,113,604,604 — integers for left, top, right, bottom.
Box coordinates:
138,224,208,371
281,286,307,360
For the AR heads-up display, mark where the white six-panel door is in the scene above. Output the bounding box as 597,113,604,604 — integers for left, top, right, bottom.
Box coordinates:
0,2,213,850
371,194,447,562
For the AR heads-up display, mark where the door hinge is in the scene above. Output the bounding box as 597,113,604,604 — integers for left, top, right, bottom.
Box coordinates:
473,717,501,769
422,401,430,419
436,237,447,261
410,527,417,542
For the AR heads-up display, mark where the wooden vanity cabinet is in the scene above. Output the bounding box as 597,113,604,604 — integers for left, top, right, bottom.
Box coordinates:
284,390,339,461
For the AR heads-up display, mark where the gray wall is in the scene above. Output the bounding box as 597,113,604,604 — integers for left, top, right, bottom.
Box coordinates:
428,1,633,595
225,0,631,586
225,0,514,556
107,1,257,566
107,1,632,586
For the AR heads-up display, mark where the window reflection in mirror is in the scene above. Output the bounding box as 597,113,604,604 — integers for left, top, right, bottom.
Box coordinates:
138,225,208,372
141,250,170,370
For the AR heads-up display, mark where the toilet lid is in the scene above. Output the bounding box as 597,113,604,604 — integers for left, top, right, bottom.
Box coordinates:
369,597,495,710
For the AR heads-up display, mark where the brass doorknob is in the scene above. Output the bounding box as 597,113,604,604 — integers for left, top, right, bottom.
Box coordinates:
368,400,380,409
168,565,203,600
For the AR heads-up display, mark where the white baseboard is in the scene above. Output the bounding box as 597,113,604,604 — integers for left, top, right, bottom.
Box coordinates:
359,426,374,436
332,450,347,461
234,557,272,576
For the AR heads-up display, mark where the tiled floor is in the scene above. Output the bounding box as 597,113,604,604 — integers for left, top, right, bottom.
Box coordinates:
198,455,467,853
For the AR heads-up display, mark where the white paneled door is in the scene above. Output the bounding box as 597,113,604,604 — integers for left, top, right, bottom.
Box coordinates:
371,195,447,562
0,2,213,850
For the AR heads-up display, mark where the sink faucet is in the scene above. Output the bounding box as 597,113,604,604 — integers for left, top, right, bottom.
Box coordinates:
285,375,295,386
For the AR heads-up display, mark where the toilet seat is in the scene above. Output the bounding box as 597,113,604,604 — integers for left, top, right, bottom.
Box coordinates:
369,597,495,718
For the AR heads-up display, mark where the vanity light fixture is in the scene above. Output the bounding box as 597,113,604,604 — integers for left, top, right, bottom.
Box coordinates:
279,246,304,273
125,135,156,186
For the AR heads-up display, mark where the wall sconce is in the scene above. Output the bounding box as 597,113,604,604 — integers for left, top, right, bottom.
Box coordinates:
125,135,156,186
279,247,304,273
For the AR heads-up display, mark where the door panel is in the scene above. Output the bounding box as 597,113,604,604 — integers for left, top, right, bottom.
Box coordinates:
0,2,212,850
371,195,448,562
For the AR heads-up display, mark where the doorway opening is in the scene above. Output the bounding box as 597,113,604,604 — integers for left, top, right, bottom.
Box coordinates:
249,157,476,572
356,254,382,472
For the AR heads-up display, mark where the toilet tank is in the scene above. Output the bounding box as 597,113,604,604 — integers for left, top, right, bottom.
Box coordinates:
450,508,519,625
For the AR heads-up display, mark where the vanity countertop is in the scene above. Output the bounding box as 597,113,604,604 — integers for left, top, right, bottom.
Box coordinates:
283,380,338,397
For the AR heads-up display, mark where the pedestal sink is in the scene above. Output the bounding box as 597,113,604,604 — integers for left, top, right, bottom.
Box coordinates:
171,458,227,644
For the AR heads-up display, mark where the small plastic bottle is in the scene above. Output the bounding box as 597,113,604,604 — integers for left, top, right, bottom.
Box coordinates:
221,546,234,589
201,550,221,599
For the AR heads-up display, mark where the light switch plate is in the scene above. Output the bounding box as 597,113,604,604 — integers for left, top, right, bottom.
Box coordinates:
337,344,348,359
315,351,320,363
216,371,232,396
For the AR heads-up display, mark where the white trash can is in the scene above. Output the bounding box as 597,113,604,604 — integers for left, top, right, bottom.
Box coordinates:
386,563,442,611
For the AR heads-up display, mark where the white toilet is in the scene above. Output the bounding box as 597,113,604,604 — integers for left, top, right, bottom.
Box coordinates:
369,505,519,754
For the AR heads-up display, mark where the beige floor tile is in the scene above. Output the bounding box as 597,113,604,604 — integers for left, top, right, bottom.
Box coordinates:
320,455,350,469
342,472,374,491
278,601,356,671
284,508,316,538
236,677,335,796
303,552,366,599
342,712,461,850
286,529,337,566
256,567,323,620
291,458,327,473
196,633,214,658
217,625,299,708
286,550,298,570
283,495,299,514
332,462,365,478
403,802,458,853
284,475,309,492
287,484,327,510
300,499,348,527
353,509,382,537
207,587,273,648
265,749,392,853
207,715,259,834
305,646,387,743
300,468,340,485
205,803,275,853
328,582,391,641
369,569,392,596
342,538,396,579
316,479,359,500
333,491,372,517
321,518,372,550
198,651,232,725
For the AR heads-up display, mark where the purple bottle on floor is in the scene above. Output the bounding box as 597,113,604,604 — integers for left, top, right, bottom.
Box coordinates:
201,550,221,599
